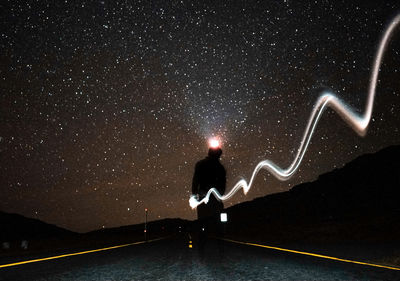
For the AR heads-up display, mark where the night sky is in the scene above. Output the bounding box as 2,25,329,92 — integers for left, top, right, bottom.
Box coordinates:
1,1,399,232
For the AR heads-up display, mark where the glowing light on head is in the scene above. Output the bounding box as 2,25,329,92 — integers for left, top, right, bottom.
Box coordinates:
189,14,400,209
208,138,221,149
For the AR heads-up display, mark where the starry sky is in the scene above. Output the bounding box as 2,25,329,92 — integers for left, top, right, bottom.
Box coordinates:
1,1,399,232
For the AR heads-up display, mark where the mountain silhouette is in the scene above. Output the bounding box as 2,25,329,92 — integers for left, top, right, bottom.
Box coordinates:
0,211,73,242
223,145,400,247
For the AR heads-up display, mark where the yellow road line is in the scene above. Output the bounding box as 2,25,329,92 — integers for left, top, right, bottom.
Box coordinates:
0,237,165,269
222,238,400,271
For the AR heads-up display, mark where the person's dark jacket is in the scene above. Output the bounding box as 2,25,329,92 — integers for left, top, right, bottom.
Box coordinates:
192,152,226,219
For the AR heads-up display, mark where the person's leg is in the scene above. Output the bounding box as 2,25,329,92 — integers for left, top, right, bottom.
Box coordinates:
198,220,207,258
215,215,225,257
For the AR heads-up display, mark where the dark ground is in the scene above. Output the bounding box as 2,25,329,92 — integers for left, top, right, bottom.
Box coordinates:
1,235,399,281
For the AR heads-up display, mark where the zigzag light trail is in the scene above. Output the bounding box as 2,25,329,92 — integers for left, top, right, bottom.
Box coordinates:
189,14,400,209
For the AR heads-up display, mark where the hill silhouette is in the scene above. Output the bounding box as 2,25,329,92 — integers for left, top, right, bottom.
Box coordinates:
221,145,400,265
0,211,73,242
0,210,187,259
225,145,400,227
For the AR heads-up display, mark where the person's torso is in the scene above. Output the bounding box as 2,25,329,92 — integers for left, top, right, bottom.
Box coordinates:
197,158,225,196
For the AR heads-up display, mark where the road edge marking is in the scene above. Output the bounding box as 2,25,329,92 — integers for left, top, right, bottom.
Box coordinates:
221,238,400,271
0,237,165,269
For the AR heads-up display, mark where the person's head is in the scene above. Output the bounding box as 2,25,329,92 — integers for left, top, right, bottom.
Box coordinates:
208,147,222,159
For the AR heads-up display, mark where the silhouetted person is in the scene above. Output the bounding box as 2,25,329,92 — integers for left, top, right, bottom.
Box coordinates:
192,146,226,257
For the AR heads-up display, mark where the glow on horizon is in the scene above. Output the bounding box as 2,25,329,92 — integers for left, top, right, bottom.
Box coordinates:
190,14,400,209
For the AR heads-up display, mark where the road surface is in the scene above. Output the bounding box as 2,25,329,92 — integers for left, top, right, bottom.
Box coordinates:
1,235,399,280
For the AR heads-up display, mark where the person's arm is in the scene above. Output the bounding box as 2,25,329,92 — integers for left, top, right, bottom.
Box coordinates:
192,163,199,196
216,165,226,195
221,166,226,195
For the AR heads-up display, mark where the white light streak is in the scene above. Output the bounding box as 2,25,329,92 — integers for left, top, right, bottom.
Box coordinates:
190,14,400,209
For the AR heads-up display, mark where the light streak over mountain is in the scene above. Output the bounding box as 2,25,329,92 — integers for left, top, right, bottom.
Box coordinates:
190,14,400,209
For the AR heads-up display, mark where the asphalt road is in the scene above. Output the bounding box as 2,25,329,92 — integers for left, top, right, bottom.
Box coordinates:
1,235,399,281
